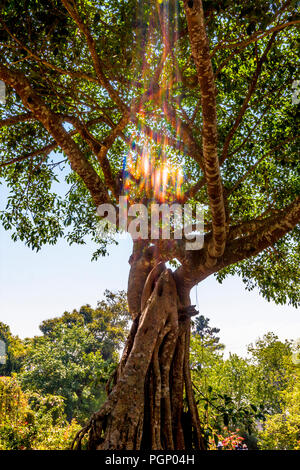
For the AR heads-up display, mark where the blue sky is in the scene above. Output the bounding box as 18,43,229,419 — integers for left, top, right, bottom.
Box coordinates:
0,219,299,357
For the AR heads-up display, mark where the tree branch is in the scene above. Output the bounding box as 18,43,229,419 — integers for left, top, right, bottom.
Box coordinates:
212,20,299,54
221,32,277,165
184,0,226,258
174,195,300,292
0,63,110,206
224,196,300,265
0,140,57,167
0,16,100,85
0,112,34,128
61,0,128,113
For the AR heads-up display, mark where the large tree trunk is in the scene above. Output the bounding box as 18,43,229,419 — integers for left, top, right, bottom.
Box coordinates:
72,249,205,450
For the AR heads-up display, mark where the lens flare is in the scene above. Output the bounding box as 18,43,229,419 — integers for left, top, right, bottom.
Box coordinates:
122,0,184,204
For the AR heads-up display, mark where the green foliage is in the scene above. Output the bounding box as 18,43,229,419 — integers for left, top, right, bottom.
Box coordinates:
0,376,35,450
258,372,300,450
0,312,298,450
0,376,81,450
192,345,263,437
0,290,129,445
21,323,110,423
247,332,294,413
192,315,224,351
0,291,129,447
215,235,300,307
19,289,129,423
39,289,130,361
191,329,297,448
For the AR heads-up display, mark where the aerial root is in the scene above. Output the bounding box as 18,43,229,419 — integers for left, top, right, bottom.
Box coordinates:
71,268,205,450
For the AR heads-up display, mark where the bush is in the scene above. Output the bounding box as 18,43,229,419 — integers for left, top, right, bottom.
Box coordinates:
258,382,300,450
0,376,35,450
0,376,81,450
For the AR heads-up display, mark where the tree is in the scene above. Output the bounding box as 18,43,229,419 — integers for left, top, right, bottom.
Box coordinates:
190,331,298,447
20,292,130,422
193,315,224,351
191,339,265,442
258,375,300,450
0,0,299,450
39,289,130,361
0,376,35,450
248,332,294,413
21,322,113,422
0,376,81,450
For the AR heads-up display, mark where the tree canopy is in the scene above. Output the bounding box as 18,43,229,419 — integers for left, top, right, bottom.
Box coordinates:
39,289,130,360
21,323,109,422
0,0,299,308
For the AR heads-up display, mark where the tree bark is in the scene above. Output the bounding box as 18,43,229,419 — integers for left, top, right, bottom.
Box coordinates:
72,263,205,450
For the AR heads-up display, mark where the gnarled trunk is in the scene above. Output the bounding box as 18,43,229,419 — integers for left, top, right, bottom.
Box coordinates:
72,249,205,450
